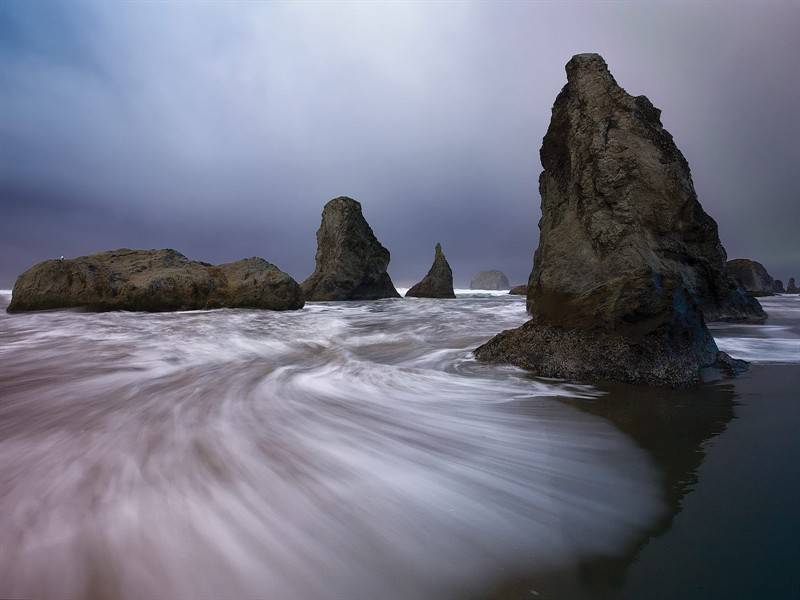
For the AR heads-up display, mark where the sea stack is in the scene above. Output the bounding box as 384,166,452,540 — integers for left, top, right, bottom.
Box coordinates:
725,259,775,296
774,280,786,293
509,284,528,295
475,53,746,386
405,243,455,298
7,249,304,312
470,270,510,290
788,278,799,294
301,196,400,301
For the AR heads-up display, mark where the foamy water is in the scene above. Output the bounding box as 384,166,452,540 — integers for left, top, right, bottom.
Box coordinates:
0,289,670,599
711,295,800,363
1,289,796,598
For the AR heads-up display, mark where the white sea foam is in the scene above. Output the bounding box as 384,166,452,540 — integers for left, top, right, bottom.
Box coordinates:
0,292,663,599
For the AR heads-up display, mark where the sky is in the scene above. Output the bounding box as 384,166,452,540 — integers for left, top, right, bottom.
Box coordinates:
1,0,799,288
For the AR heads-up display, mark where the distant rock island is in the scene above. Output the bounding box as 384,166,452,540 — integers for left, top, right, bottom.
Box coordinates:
406,243,455,298
475,53,747,386
7,249,304,312
470,270,509,290
726,259,775,296
301,197,400,301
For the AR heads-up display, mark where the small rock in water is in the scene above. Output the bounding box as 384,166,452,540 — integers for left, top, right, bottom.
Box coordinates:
726,259,775,297
509,284,528,295
787,278,799,294
406,243,455,298
470,270,510,290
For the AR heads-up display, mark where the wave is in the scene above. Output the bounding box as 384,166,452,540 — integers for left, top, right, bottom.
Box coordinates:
0,293,663,599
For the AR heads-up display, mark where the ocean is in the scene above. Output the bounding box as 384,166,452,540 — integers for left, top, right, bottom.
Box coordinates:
0,289,797,599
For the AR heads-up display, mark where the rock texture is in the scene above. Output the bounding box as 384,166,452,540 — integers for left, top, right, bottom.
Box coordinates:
475,53,748,386
7,249,304,312
301,197,400,301
774,279,786,293
788,278,799,294
405,243,455,298
725,259,774,297
470,270,510,290
509,284,528,295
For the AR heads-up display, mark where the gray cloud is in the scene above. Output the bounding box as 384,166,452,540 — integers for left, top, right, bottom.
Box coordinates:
1,0,798,288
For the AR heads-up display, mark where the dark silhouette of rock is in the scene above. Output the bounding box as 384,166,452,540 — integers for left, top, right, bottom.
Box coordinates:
301,196,400,301
774,279,786,293
475,53,747,386
788,278,799,294
725,259,775,297
509,284,528,295
405,243,455,298
7,249,304,312
470,270,509,290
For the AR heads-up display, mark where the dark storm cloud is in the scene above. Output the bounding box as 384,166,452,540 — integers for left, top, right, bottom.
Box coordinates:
1,0,799,288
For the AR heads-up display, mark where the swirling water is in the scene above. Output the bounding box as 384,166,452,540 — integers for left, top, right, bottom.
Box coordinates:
1,289,796,599
0,289,663,598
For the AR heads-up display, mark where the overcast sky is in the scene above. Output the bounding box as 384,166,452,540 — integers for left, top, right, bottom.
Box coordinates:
1,0,798,288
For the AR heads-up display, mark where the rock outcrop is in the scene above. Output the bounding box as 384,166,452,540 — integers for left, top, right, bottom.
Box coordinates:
725,259,774,297
301,197,400,301
405,243,455,298
7,249,304,312
774,279,786,293
509,284,528,295
788,278,799,294
475,53,747,386
470,270,509,290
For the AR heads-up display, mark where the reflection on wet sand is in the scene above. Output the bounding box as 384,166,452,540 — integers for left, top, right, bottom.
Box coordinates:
492,380,736,600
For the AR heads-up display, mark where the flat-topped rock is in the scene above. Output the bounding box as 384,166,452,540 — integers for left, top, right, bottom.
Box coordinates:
301,197,400,301
7,249,304,312
470,270,509,290
726,259,775,297
406,243,455,298
509,284,528,295
475,53,747,386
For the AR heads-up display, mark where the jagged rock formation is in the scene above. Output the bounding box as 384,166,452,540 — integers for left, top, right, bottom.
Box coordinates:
7,249,304,312
725,259,775,297
774,279,786,293
509,284,528,295
475,53,747,386
788,278,799,294
301,197,400,301
470,270,509,290
405,243,455,298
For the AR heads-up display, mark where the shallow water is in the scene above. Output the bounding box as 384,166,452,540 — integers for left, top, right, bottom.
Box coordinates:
0,289,662,599
1,289,798,599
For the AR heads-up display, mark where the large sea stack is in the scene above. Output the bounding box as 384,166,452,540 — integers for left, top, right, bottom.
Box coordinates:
725,259,774,296
475,53,746,386
470,270,510,290
301,197,400,301
7,249,304,312
405,243,455,298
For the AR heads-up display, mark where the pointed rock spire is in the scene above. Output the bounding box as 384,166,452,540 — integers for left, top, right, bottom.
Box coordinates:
405,243,455,298
475,53,748,386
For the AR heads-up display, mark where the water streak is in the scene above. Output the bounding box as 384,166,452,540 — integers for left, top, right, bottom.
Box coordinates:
0,290,664,598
